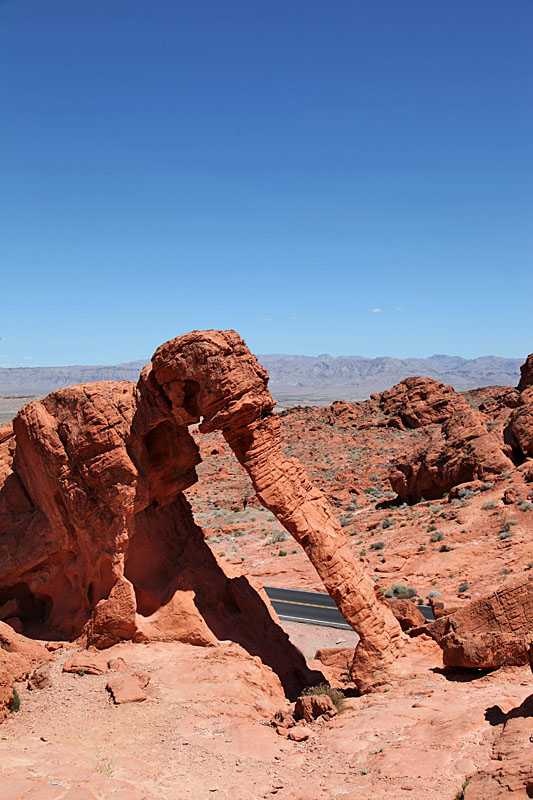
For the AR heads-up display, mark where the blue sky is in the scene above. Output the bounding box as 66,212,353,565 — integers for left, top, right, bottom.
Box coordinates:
1,0,531,366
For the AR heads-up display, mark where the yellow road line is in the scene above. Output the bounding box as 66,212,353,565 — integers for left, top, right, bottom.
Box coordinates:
272,598,333,609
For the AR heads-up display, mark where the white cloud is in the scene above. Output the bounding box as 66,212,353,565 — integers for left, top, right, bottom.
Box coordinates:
371,308,383,313
395,306,405,312
262,317,272,322
24,356,33,361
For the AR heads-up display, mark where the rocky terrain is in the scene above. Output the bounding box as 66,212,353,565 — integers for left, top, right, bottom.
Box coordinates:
1,330,532,799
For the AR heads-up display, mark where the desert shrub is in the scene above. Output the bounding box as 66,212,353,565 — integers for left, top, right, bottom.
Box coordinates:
498,531,513,540
380,517,392,529
427,524,437,532
519,501,533,512
270,530,288,543
439,544,452,552
369,541,385,550
384,583,417,600
10,688,20,713
457,581,470,593
482,500,498,510
417,544,426,552
301,683,345,713
430,531,444,542
278,549,287,557
455,779,470,800
481,482,494,491
427,590,441,599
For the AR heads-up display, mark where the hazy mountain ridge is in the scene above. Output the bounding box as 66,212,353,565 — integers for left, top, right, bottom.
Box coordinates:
0,353,522,400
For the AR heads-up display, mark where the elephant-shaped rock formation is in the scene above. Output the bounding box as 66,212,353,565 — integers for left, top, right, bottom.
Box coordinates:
0,330,403,695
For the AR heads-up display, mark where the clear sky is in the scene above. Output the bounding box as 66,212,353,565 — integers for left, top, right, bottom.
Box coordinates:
1,0,531,367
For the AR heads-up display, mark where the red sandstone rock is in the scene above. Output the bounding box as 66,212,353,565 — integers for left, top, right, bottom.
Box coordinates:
377,377,465,429
288,725,310,741
390,408,513,502
464,694,533,798
503,487,518,504
0,620,48,717
427,575,533,668
294,694,337,722
506,387,533,460
388,599,426,631
27,661,51,690
106,673,148,704
313,648,354,676
62,653,109,675
517,353,533,392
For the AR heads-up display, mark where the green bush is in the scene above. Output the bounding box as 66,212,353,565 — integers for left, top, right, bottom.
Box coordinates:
384,583,417,600
430,531,444,542
10,687,20,713
457,581,470,593
369,541,385,550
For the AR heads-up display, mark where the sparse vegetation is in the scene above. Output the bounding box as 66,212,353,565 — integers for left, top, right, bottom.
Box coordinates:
384,582,417,600
301,683,345,713
10,687,20,713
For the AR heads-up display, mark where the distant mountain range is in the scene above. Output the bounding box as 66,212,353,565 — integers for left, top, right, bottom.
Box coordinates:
0,354,523,409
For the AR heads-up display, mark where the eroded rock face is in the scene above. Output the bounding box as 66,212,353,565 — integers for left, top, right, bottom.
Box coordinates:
0,329,403,695
517,353,533,392
506,388,533,461
426,575,533,668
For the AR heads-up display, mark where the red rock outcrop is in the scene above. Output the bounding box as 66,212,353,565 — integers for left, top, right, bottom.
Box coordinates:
389,408,514,502
387,598,426,631
506,387,533,461
376,377,465,429
0,375,319,699
517,353,533,392
426,575,533,668
0,620,48,717
0,329,404,695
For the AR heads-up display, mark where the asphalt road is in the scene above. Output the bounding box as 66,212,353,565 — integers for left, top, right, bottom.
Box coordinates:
264,586,434,629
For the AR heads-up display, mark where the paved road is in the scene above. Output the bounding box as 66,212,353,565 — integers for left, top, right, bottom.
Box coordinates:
264,585,434,629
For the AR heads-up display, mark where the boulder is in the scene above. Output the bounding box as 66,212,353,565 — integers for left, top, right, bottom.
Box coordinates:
106,673,149,704
388,599,426,631
427,575,533,668
294,693,337,722
27,661,51,690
